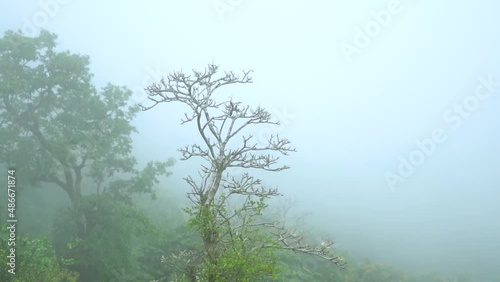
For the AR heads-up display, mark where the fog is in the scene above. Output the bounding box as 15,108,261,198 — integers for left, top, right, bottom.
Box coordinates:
2,0,499,281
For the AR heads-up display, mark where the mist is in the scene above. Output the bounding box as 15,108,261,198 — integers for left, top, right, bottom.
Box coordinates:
1,0,499,281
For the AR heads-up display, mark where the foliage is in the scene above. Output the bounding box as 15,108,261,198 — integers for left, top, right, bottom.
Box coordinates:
0,227,79,282
180,195,281,281
0,29,174,281
51,193,165,281
0,29,173,235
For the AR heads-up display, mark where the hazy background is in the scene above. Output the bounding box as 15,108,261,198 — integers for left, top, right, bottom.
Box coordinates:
1,0,499,280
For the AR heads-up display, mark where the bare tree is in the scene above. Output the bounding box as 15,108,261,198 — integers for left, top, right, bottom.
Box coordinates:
141,64,345,281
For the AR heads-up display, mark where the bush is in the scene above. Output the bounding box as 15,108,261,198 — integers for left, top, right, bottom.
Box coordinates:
0,228,79,282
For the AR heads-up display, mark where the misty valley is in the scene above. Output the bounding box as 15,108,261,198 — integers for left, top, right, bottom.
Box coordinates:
1,2,500,281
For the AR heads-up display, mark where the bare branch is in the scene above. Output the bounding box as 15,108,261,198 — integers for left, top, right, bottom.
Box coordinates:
221,173,281,198
179,144,212,162
140,63,252,112
162,250,200,281
270,224,346,269
140,64,343,280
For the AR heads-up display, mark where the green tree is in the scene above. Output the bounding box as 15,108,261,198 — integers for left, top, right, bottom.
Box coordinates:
0,30,173,281
141,64,345,281
0,29,171,235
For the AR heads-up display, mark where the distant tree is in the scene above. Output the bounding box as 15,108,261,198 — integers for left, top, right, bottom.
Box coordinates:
141,64,345,281
0,29,172,236
52,193,167,281
0,30,174,281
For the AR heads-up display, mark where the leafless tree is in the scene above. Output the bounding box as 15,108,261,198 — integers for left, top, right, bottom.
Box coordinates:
141,64,345,281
